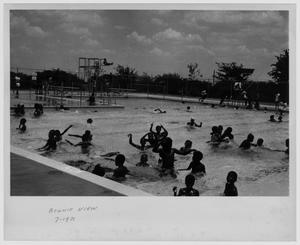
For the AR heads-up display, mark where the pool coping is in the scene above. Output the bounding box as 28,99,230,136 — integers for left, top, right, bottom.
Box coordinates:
10,146,152,196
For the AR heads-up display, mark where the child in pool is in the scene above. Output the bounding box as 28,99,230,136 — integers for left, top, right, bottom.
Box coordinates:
173,174,200,196
128,133,152,151
68,130,92,143
149,123,168,141
209,126,221,143
154,108,166,113
178,151,206,175
224,171,238,196
33,103,43,117
38,130,57,151
16,118,26,133
218,125,223,135
254,138,264,147
269,115,276,122
136,154,150,167
239,133,255,150
220,127,234,141
54,125,73,142
187,118,202,127
113,154,130,178
179,140,196,154
153,137,191,178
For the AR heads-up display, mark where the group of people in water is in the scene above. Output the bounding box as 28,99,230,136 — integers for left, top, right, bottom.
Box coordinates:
13,100,289,196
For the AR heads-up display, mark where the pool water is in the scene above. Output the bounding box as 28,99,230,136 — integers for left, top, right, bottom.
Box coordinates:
11,98,289,196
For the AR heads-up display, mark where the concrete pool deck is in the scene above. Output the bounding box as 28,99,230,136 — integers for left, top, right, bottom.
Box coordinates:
10,147,151,196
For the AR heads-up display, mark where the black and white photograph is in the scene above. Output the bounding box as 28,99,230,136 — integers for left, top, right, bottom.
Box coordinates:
2,1,297,242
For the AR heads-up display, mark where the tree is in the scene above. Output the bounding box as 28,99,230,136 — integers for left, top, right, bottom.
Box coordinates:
187,62,202,80
268,49,289,83
215,62,254,83
114,65,137,89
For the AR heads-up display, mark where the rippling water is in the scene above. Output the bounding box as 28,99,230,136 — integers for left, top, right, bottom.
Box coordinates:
11,98,289,196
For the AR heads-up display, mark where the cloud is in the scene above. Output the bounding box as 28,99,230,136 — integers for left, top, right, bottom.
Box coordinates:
183,11,285,27
11,14,48,38
114,25,126,30
151,18,167,26
127,31,152,45
153,28,202,42
61,22,91,36
59,10,103,27
149,47,170,56
83,37,100,47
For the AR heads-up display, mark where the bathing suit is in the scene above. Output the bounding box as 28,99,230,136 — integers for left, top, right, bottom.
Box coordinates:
187,161,206,174
113,166,129,178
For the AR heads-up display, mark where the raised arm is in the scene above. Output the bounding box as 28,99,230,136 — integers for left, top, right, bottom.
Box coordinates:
173,148,194,156
128,134,142,150
149,123,155,134
68,134,82,138
60,125,73,136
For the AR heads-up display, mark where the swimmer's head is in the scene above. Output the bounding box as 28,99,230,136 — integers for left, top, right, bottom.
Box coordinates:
20,118,26,124
270,115,275,120
187,106,190,110
85,130,91,136
227,171,238,184
185,174,196,188
140,153,148,163
218,125,223,133
156,125,162,133
225,127,232,133
247,133,254,142
257,138,264,146
184,140,192,148
48,129,55,138
211,104,215,108
87,118,93,124
212,126,218,133
115,154,125,166
192,151,203,162
278,116,282,121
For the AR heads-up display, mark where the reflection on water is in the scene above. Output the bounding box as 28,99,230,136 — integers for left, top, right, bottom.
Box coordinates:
10,98,289,196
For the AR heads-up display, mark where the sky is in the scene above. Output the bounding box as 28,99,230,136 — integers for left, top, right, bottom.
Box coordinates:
10,10,288,80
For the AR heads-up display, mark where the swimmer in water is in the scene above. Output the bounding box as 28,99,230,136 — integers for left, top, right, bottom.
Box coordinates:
154,108,166,113
149,123,168,142
179,140,196,154
136,153,150,167
224,171,238,196
278,115,283,122
187,118,202,127
66,130,93,153
186,106,192,112
173,174,200,196
33,103,43,117
53,125,73,142
87,118,93,124
153,137,192,178
239,133,255,150
128,133,152,151
16,118,26,133
269,115,276,122
220,127,234,141
112,154,130,178
254,138,264,147
38,130,57,151
207,126,221,144
178,151,206,176
218,125,223,136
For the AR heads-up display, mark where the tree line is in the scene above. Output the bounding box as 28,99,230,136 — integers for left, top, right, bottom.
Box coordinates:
11,49,289,103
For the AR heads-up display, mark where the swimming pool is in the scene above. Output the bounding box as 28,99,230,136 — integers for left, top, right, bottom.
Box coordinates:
10,97,289,196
